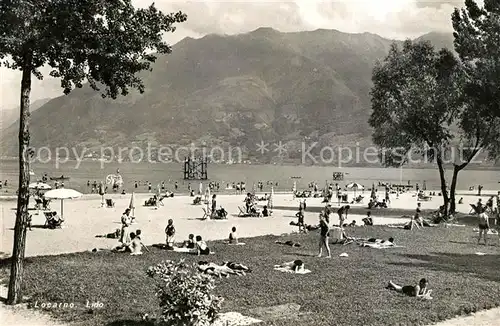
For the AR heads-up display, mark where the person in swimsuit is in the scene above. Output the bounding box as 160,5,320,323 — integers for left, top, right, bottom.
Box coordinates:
196,235,210,255
337,205,350,227
296,207,306,233
387,278,432,299
317,213,331,258
362,211,374,226
229,227,238,244
165,219,176,249
411,203,423,229
478,211,490,245
182,234,196,248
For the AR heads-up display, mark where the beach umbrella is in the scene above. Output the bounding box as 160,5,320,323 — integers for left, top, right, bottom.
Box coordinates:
44,188,82,219
29,182,51,190
346,182,364,197
292,181,297,199
205,186,211,204
268,186,274,209
129,192,135,216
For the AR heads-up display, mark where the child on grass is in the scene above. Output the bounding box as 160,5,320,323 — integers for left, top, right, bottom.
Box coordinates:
165,219,175,249
196,236,210,255
229,227,238,244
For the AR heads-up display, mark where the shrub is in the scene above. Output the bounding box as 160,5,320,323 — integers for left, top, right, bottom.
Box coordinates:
147,259,224,326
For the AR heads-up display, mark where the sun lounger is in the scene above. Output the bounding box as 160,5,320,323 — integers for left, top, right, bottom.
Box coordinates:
418,194,432,201
238,206,252,217
202,207,211,220
34,198,43,210
106,199,115,208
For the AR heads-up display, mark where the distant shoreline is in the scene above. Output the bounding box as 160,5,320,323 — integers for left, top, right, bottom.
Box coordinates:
1,158,499,171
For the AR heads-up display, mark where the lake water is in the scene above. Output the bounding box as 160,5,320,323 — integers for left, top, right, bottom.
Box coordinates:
0,160,499,194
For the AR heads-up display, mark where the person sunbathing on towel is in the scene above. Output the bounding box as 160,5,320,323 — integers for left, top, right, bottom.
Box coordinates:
366,237,395,245
276,260,305,273
196,236,211,255
96,228,121,239
275,240,301,247
387,278,432,299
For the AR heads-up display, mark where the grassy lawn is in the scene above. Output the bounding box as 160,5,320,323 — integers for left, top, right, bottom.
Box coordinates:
1,225,499,326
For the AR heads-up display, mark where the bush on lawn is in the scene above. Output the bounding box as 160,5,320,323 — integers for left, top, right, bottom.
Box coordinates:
147,259,223,326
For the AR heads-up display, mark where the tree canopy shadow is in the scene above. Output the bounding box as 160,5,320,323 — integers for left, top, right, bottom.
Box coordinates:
389,252,500,282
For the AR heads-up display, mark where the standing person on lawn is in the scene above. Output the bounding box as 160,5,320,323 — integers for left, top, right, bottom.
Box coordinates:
120,208,132,245
318,212,331,258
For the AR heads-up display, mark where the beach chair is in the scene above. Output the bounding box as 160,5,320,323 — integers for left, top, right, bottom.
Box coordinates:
202,207,211,220
34,198,43,210
44,211,64,229
106,199,115,208
193,196,202,205
238,206,252,217
418,194,432,201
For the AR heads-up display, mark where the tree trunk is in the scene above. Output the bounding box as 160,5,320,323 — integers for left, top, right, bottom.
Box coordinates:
7,57,32,305
436,155,449,219
449,165,463,214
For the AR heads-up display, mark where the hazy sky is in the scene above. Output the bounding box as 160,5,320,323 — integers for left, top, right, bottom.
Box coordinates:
0,0,476,111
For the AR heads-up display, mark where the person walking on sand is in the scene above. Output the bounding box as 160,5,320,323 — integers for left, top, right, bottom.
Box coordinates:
318,213,331,258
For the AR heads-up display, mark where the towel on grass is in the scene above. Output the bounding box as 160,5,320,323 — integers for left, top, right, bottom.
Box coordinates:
173,247,196,253
226,242,246,245
274,266,311,274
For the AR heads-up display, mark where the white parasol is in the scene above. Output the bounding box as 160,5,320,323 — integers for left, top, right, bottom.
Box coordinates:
346,182,364,197
44,188,82,219
129,192,135,216
29,182,51,190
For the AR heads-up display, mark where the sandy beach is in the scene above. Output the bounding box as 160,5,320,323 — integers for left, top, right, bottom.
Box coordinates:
1,190,496,257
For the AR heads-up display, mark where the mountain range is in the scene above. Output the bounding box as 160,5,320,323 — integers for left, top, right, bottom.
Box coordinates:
0,28,456,163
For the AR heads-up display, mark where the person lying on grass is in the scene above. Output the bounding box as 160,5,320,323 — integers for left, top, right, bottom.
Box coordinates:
96,228,121,239
198,261,249,277
229,227,238,244
366,237,394,245
275,260,305,273
387,278,432,299
196,235,211,255
275,240,301,247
